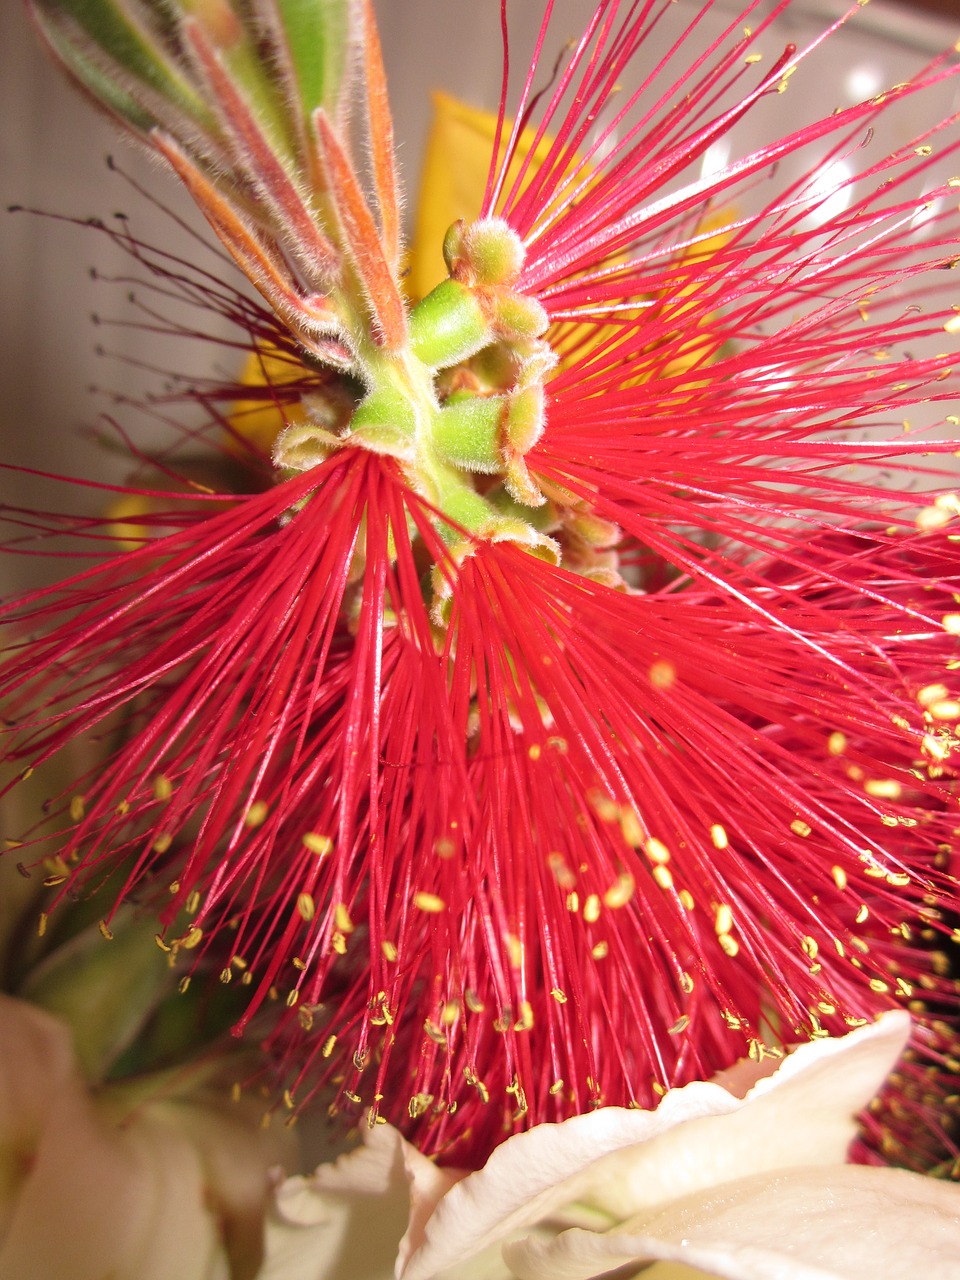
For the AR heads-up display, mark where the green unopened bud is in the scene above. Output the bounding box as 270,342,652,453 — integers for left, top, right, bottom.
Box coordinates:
346,386,417,460
462,217,525,286
434,482,501,543
565,510,622,549
435,395,504,474
516,343,558,388
409,279,492,369
504,384,545,455
488,488,559,534
503,452,545,507
442,219,469,275
486,288,550,342
434,382,545,501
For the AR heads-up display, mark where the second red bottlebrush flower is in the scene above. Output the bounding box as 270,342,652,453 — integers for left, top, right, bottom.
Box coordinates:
6,0,960,1166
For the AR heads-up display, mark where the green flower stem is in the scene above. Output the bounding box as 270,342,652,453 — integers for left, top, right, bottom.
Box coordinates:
351,342,502,544
273,218,558,559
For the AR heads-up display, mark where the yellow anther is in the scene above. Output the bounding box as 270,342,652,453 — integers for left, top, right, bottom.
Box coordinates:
302,832,333,856
649,660,675,689
603,872,635,909
645,837,670,863
653,864,673,890
709,824,728,850
334,902,354,933
413,891,445,913
864,778,901,800
619,808,644,847
245,800,269,827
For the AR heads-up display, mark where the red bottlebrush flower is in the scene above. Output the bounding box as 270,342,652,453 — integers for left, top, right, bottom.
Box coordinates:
6,0,960,1168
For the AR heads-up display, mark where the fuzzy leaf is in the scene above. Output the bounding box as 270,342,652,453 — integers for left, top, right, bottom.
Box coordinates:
268,0,355,129
33,17,157,128
28,0,202,119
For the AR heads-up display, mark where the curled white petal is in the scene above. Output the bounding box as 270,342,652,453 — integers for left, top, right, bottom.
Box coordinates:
402,1012,912,1279
263,1124,460,1280
504,1164,960,1280
264,1013,960,1280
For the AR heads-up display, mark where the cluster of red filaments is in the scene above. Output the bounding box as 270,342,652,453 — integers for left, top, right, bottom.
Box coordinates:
3,0,960,1168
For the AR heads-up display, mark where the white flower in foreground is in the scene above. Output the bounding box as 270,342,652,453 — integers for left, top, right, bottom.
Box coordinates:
0,993,289,1280
264,1012,960,1280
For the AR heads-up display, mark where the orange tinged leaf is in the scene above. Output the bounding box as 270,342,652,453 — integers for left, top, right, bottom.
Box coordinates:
313,108,407,349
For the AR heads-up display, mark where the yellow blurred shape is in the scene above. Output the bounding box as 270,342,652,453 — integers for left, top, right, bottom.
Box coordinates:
409,92,562,301
229,347,312,457
105,494,155,551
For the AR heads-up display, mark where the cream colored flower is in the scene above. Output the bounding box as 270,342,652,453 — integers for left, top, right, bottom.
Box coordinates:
264,1012,960,1280
0,994,289,1280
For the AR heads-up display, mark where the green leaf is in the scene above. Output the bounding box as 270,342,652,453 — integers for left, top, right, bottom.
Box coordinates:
267,0,354,128
37,18,158,129
19,909,172,1082
29,0,206,122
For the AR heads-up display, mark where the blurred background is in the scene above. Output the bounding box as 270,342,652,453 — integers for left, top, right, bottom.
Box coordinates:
1,0,959,598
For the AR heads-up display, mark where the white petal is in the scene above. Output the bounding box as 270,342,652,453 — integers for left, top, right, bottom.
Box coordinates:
398,1091,730,1279
0,996,77,1236
402,1014,909,1279
573,1011,911,1220
0,995,282,1280
143,1097,291,1278
0,1072,223,1280
396,1134,462,1273
504,1163,960,1280
264,1126,425,1280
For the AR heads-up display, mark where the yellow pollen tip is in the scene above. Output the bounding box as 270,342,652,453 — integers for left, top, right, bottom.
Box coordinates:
245,799,269,827
302,832,333,856
709,823,728,850
413,891,445,914
649,660,675,689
